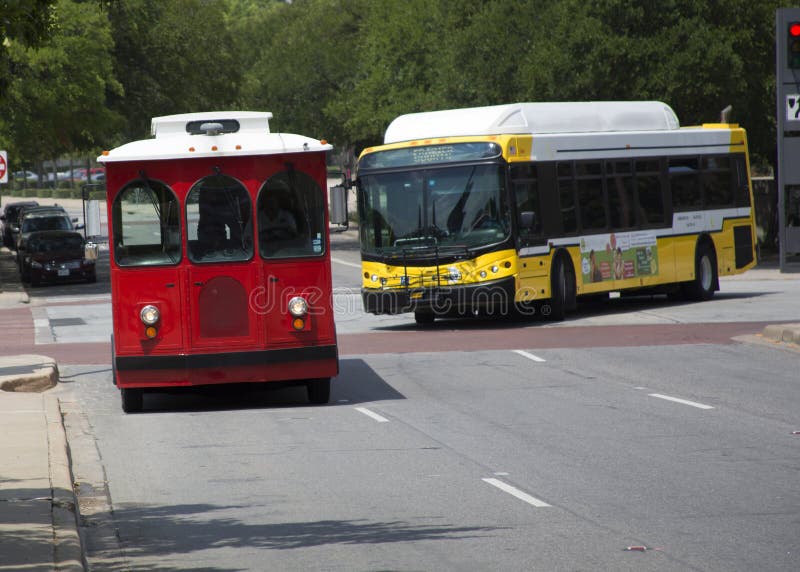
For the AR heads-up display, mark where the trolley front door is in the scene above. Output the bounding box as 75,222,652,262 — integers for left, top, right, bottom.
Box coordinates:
187,264,260,351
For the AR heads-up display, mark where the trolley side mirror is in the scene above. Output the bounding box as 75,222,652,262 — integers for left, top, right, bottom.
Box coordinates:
329,185,348,226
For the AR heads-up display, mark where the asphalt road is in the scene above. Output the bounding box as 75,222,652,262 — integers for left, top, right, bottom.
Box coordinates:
10,220,798,570
59,340,799,571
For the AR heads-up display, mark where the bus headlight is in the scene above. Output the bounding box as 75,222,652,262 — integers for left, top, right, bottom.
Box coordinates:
140,305,160,325
288,296,308,317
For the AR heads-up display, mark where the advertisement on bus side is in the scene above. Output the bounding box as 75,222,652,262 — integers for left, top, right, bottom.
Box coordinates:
580,232,658,283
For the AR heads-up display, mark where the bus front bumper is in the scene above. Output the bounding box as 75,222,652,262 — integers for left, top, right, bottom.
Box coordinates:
362,276,516,315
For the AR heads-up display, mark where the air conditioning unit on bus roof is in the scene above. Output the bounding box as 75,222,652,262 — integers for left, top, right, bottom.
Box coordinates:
151,111,274,138
383,101,681,144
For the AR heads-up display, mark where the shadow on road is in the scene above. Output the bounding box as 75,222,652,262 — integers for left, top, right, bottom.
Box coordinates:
369,290,773,333
122,358,404,414
84,501,504,570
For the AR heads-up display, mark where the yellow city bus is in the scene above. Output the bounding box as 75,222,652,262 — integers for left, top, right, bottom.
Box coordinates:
353,101,757,324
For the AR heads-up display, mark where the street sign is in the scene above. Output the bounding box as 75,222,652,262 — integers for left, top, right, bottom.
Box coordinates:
0,150,7,184
788,94,800,121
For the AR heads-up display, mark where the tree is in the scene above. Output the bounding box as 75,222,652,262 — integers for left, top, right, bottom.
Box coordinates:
105,0,242,142
0,0,56,102
2,0,123,166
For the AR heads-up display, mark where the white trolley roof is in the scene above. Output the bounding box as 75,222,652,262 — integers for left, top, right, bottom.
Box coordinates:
383,101,681,144
99,111,331,163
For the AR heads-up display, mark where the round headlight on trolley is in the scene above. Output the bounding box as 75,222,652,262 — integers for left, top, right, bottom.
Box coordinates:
288,296,309,317
288,296,309,331
140,305,160,338
140,305,160,325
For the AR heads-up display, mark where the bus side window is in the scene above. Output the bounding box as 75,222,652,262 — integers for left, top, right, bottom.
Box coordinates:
575,161,606,232
511,164,543,247
733,154,751,208
607,160,636,230
635,159,666,227
669,156,701,211
557,163,578,234
702,155,734,208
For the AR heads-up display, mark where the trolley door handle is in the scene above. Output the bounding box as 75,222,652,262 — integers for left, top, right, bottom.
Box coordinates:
194,281,204,286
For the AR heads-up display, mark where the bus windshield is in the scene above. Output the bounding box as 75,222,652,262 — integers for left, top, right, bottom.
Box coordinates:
359,164,510,256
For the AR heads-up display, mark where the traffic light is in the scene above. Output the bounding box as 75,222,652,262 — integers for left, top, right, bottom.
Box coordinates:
789,22,800,68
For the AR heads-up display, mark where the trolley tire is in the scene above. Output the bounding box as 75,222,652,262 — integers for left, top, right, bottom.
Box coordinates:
120,388,143,413
306,378,331,405
414,310,436,325
546,253,576,321
683,241,717,301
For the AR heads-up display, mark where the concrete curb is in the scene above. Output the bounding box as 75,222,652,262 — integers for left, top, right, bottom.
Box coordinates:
0,355,58,392
45,395,85,571
761,323,800,346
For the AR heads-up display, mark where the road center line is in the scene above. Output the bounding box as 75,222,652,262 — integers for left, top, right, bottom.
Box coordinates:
512,349,546,362
330,256,362,269
648,393,714,410
355,407,390,423
482,478,551,508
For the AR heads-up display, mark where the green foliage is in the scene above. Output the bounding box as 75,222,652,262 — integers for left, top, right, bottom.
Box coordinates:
0,0,788,173
105,0,242,142
0,0,56,101
3,0,123,164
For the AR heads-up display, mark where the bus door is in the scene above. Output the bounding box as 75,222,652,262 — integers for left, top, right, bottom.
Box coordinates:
255,170,333,345
185,175,260,350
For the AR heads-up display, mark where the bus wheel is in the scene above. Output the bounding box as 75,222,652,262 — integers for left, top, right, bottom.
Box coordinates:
307,378,331,405
414,310,435,325
121,388,143,413
684,242,717,301
547,254,575,321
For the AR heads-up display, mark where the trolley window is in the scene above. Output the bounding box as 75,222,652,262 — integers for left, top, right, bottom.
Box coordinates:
112,180,181,266
186,175,253,263
257,170,326,259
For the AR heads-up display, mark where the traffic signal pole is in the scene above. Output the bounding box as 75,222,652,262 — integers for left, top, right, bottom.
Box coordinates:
776,8,800,272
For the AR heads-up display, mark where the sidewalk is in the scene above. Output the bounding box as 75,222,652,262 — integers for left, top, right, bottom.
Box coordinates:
0,363,83,571
0,243,84,570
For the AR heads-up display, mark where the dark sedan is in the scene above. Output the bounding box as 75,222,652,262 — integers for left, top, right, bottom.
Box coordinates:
20,230,97,286
0,201,39,248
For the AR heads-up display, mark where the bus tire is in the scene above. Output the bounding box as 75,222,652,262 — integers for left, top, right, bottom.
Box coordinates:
684,241,717,301
307,378,331,404
546,253,576,321
121,388,143,413
414,310,435,325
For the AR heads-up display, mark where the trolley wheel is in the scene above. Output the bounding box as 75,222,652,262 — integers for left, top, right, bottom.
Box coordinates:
546,253,576,321
683,241,717,301
306,378,331,405
121,388,143,413
414,310,436,325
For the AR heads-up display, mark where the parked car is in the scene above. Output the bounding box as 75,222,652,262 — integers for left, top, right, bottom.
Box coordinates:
12,171,39,184
89,167,105,182
11,205,72,251
19,230,96,285
15,210,78,262
0,201,39,248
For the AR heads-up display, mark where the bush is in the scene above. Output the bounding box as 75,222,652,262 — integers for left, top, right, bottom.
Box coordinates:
37,189,53,198
54,188,76,199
